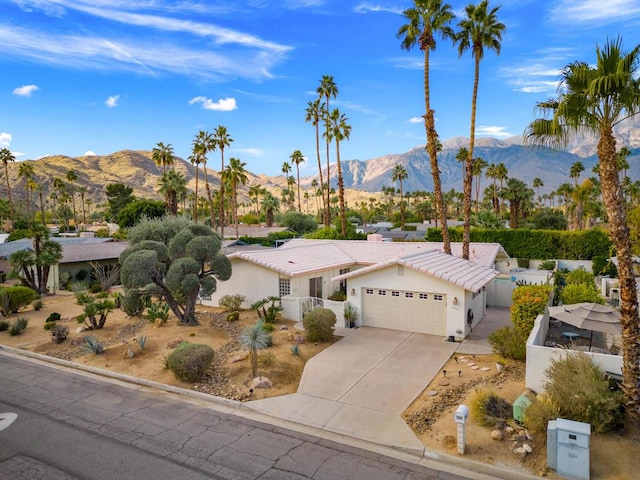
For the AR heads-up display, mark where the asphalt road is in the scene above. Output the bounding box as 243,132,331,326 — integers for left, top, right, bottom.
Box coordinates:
0,352,472,480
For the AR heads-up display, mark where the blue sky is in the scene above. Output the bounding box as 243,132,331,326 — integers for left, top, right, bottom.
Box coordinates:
1,0,640,176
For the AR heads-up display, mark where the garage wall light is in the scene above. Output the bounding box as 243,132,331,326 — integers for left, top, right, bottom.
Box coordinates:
452,297,458,306
350,288,356,296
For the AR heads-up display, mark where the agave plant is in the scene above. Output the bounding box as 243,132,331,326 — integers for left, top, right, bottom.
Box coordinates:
83,335,104,354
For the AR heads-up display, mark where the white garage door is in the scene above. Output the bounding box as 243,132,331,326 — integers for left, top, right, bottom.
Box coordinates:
361,288,447,335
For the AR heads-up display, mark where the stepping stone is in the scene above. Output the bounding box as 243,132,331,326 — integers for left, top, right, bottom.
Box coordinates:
438,381,450,386
471,366,479,370
480,367,490,371
426,390,439,396
468,362,475,366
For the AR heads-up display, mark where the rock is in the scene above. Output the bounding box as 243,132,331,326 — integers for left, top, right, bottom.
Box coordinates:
480,367,490,371
231,351,249,363
514,434,527,442
280,325,289,330
123,348,135,359
523,443,534,453
512,441,523,449
426,390,439,397
250,376,272,389
471,366,479,370
438,381,450,387
505,426,515,435
75,326,86,333
294,335,305,344
154,318,164,328
491,430,504,441
513,447,528,457
167,339,184,348
525,429,535,441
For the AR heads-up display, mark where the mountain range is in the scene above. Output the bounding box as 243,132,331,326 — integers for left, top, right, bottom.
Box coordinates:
3,130,640,207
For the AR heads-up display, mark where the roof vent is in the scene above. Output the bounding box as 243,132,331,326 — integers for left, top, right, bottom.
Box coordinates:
367,234,383,242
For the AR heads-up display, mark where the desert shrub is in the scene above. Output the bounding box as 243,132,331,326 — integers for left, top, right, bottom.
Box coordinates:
488,326,527,361
136,334,147,350
8,318,28,336
560,283,604,305
0,286,37,315
262,322,274,332
218,294,246,311
291,344,301,356
302,308,336,342
146,301,170,324
327,290,346,301
46,312,62,323
44,321,56,330
121,292,146,316
0,319,9,331
50,324,69,344
77,296,115,330
167,342,215,382
226,311,240,322
469,388,513,427
523,393,560,434
251,297,282,323
538,260,556,271
83,335,105,354
33,299,44,311
259,351,275,366
89,282,103,294
543,352,623,433
510,285,552,335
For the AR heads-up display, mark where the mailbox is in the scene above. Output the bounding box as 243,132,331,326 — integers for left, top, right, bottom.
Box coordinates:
454,405,469,424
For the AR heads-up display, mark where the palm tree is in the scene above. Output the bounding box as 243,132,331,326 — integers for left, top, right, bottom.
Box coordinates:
617,146,631,181
240,319,271,379
66,170,79,232
189,149,204,222
316,75,338,227
569,161,584,186
456,0,505,259
193,131,215,228
158,170,187,215
18,162,34,221
397,0,455,254
472,157,487,212
526,38,640,418
392,164,409,229
261,191,280,227
281,161,292,210
212,126,233,236
78,186,87,226
532,177,544,206
500,178,533,228
310,178,319,217
0,147,15,219
290,150,305,212
485,163,500,214
224,157,248,239
326,108,351,236
305,99,327,221
152,142,175,174
455,147,468,181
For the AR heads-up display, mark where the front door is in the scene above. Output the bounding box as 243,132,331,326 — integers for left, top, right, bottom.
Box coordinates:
309,277,323,299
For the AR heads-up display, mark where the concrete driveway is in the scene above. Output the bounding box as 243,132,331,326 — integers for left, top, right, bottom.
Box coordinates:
298,327,457,413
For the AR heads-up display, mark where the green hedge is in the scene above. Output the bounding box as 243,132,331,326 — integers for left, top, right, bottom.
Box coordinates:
511,285,553,335
425,227,612,260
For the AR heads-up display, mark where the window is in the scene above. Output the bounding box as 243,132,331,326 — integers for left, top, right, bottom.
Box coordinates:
366,288,374,295
405,292,414,298
419,293,428,300
433,294,443,301
391,291,400,297
279,278,291,296
199,293,211,302
378,290,387,296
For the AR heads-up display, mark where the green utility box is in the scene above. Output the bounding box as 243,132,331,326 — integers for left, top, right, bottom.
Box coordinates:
513,393,532,423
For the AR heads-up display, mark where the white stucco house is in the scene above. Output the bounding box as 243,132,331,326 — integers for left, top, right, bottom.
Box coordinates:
202,237,508,340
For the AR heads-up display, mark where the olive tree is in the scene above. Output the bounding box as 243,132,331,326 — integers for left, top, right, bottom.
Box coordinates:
119,217,231,325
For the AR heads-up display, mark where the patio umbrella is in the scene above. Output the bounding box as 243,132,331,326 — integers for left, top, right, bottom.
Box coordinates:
548,302,621,350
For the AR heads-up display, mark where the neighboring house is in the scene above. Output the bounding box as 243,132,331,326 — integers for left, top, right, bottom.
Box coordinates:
202,237,504,339
223,225,294,240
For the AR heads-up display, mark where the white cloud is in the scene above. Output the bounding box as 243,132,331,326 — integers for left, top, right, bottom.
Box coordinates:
408,117,423,124
189,96,237,112
105,94,120,107
0,132,11,148
235,147,264,157
354,3,403,14
549,0,640,23
84,150,96,156
12,84,38,96
477,126,512,138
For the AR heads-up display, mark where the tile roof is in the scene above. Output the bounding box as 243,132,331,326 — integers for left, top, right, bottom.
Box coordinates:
0,237,115,259
60,242,129,263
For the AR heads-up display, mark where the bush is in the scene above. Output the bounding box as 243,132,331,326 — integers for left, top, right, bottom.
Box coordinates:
145,301,170,325
302,308,336,342
46,312,61,323
121,292,146,316
565,267,596,286
538,260,556,271
50,324,69,344
167,342,215,382
259,351,275,366
488,326,527,360
510,285,552,335
469,388,512,427
523,393,560,434
33,299,44,311
83,335,105,354
262,322,274,332
226,311,240,322
560,283,604,305
44,321,56,330
327,290,346,301
542,352,623,433
278,211,318,234
8,318,28,336
0,319,9,331
0,286,37,315
218,294,246,311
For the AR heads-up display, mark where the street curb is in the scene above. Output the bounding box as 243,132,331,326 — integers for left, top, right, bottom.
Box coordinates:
0,345,540,480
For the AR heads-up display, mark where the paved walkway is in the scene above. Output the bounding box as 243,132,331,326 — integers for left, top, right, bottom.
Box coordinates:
457,307,511,355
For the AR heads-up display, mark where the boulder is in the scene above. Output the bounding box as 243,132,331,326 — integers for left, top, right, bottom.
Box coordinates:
280,325,289,330
75,326,86,333
504,426,515,435
123,348,135,359
523,443,534,454
491,430,504,441
250,376,272,389
293,335,305,344
513,447,528,457
231,351,250,363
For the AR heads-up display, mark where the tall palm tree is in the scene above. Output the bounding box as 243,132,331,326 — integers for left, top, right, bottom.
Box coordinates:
78,186,87,226
305,99,327,221
290,150,305,212
617,145,631,181
526,37,640,419
193,131,215,228
212,125,233,237
281,161,292,210
500,178,533,228
310,178,319,217
569,160,584,186
316,75,338,227
18,162,34,221
397,0,455,254
224,157,248,239
456,0,505,259
0,147,15,219
248,184,262,217
261,191,280,227
455,147,468,181
326,109,351,236
485,163,500,214
472,157,487,212
66,170,79,232
158,170,187,215
392,164,409,229
152,142,175,174
189,150,203,222
532,177,544,206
